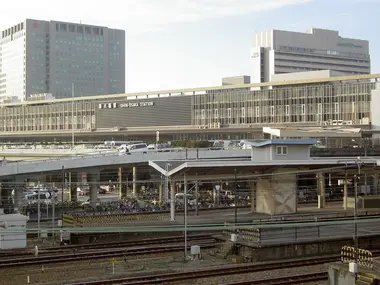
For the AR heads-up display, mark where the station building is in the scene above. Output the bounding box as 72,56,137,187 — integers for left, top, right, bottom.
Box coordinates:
0,73,379,144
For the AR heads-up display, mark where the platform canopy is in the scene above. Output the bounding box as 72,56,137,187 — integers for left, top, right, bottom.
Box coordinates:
149,158,378,181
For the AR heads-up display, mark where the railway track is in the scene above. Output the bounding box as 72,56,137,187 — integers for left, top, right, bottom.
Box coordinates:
62,254,343,285
0,242,215,269
0,234,213,259
221,272,328,285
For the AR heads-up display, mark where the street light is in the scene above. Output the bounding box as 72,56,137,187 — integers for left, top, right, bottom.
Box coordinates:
234,169,238,232
353,157,362,282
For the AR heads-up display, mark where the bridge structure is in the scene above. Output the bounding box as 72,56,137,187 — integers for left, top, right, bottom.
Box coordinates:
0,140,379,219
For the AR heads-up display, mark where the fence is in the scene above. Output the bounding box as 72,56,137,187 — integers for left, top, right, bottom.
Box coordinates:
63,211,169,227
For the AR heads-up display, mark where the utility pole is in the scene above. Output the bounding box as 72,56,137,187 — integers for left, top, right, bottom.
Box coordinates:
353,157,361,282
61,166,65,223
184,173,188,260
234,169,238,232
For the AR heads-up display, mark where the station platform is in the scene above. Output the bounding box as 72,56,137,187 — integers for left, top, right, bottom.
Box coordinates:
60,202,380,228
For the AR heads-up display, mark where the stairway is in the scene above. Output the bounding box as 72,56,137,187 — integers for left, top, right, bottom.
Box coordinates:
356,273,377,285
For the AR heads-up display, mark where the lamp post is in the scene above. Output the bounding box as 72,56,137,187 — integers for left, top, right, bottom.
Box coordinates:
353,157,362,282
184,173,188,260
234,169,238,232
61,166,65,227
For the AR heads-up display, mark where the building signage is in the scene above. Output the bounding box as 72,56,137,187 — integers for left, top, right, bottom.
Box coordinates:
98,102,155,109
120,102,154,108
251,52,260,58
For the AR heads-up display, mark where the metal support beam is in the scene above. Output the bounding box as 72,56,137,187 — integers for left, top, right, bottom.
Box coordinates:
170,182,175,221
132,167,137,196
118,167,122,199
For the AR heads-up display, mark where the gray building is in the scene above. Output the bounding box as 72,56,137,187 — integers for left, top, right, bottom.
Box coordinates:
251,28,370,84
0,19,125,101
222,75,250,86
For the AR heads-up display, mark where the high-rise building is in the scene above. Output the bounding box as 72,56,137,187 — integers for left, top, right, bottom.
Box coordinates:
0,19,125,101
251,28,370,84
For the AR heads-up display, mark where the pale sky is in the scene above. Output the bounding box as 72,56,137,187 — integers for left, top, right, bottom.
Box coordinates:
0,0,379,93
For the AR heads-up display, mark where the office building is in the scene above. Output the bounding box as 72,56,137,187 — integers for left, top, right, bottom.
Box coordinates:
251,28,370,84
0,19,125,101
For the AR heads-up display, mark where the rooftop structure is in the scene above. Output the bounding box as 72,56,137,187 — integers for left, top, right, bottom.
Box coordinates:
222,75,251,86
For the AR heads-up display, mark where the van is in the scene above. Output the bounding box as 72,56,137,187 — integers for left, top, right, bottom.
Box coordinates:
119,143,148,154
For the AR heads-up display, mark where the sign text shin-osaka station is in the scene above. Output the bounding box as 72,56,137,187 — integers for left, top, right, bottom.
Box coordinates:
98,102,155,109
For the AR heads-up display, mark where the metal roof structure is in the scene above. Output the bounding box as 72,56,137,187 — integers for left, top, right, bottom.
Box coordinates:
263,127,362,138
241,139,318,147
149,158,379,180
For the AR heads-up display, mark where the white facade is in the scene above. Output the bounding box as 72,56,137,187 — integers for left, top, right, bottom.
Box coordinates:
251,28,371,84
0,19,125,101
0,23,25,100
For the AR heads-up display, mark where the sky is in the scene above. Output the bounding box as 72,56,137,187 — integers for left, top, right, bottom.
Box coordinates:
0,0,379,93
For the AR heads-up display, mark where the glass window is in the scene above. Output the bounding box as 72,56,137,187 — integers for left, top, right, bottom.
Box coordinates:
276,146,288,155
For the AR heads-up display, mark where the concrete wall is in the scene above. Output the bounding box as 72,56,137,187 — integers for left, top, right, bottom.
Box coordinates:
255,169,297,215
251,147,270,161
238,235,380,263
96,96,192,128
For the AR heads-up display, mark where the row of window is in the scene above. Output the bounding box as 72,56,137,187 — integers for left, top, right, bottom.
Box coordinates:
196,102,359,119
55,23,104,37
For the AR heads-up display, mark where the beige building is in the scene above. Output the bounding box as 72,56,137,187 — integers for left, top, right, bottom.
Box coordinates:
251,28,370,84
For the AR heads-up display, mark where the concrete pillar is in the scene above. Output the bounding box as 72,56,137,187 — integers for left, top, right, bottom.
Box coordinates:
214,184,221,206
256,170,297,215
118,167,122,199
343,178,348,210
14,176,26,213
132,167,137,196
170,182,175,221
317,173,326,209
158,183,163,204
0,180,13,214
250,181,255,213
88,172,100,207
69,172,77,203
373,174,379,195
